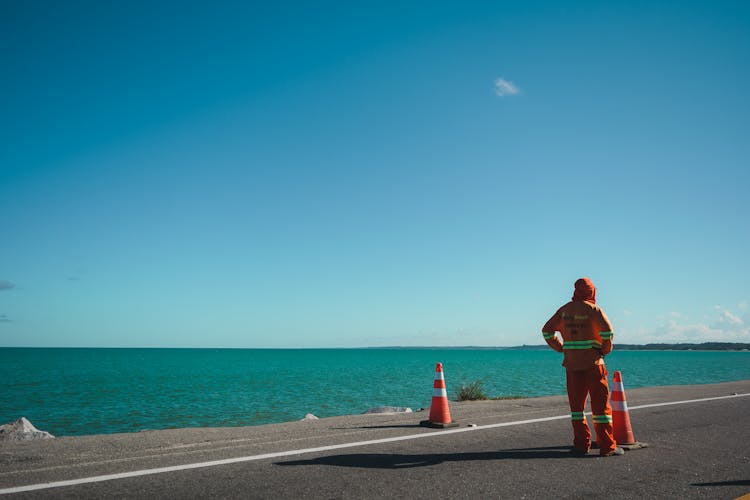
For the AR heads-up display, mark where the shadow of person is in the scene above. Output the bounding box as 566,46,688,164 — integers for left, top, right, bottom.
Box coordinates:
276,446,576,469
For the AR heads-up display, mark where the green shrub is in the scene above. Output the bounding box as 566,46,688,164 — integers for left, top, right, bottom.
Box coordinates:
455,380,489,401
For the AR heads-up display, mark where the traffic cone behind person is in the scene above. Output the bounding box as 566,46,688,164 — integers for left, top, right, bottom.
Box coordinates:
611,371,648,450
420,363,458,428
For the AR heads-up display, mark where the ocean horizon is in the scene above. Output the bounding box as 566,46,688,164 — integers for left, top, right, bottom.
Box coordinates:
2,347,748,437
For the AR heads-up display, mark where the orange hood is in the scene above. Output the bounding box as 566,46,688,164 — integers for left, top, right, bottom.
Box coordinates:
572,278,596,303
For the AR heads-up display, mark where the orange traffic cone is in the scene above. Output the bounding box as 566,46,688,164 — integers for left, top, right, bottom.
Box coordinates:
611,371,647,450
420,362,458,428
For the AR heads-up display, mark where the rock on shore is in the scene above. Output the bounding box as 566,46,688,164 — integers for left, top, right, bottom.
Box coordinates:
0,417,55,441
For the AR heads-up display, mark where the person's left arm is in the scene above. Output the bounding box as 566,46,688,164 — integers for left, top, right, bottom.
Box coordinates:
542,311,564,353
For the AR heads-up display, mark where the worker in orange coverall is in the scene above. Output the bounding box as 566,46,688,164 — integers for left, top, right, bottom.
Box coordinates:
542,278,624,456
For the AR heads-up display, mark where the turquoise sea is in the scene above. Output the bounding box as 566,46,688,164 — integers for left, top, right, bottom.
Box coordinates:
1,348,748,437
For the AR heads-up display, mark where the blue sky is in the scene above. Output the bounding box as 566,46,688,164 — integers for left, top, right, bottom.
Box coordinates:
1,0,748,347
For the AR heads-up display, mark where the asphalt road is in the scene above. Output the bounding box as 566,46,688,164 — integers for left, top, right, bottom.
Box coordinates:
1,380,749,499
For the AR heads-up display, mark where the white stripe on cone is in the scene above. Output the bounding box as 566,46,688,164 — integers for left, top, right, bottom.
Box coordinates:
611,400,628,412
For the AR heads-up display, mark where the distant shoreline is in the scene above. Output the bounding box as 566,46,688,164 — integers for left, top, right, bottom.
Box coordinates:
366,342,750,351
514,342,750,351
2,343,748,351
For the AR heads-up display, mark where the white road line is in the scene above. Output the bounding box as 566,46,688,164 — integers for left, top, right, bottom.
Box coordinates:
627,393,749,410
1,392,748,495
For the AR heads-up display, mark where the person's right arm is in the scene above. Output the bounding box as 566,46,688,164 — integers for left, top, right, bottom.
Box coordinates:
597,307,614,355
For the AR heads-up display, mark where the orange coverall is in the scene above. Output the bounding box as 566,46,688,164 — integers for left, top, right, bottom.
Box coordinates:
542,278,616,455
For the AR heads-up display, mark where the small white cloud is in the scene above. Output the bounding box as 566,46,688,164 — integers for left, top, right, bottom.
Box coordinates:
623,303,749,344
716,308,743,326
661,309,747,342
494,78,520,97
